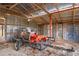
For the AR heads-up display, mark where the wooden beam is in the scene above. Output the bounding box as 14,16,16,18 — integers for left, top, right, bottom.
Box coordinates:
30,6,79,19
72,4,75,21
9,3,18,10
14,6,28,19
19,4,44,24
0,5,22,16
39,17,49,24
0,4,26,17
72,3,75,40
55,5,62,21
9,7,29,19
51,6,79,14
2,25,3,36
31,4,38,11
19,4,32,16
55,4,63,39
4,16,7,40
19,11,28,19
34,4,50,14
49,14,53,39
53,14,58,40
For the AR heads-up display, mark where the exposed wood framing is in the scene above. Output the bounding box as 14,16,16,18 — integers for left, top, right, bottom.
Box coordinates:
0,7,21,16
18,12,28,19
72,4,75,22
33,4,53,37
14,7,28,19
30,6,79,20
72,3,75,40
2,25,3,36
19,4,40,24
55,4,64,39
49,14,53,39
34,4,50,14
32,18,38,24
0,5,23,16
19,4,32,16
55,5,62,22
51,6,79,14
4,16,7,39
39,17,49,24
31,4,38,11
10,8,28,19
9,3,18,10
53,14,58,39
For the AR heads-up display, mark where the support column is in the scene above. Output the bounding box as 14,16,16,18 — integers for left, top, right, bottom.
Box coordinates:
2,25,3,36
4,17,7,40
62,22,63,39
54,15,58,40
49,14,53,40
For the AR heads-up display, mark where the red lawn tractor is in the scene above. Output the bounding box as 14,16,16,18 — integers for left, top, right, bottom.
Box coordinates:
29,33,49,50
14,30,49,51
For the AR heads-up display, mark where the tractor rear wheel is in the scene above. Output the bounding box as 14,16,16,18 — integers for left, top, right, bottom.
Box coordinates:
15,39,22,51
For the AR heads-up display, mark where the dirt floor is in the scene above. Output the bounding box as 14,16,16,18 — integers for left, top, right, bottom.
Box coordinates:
0,39,79,56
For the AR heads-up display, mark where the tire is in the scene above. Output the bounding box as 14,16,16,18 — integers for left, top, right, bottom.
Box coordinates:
37,40,47,50
15,39,22,51
30,43,36,48
15,41,19,51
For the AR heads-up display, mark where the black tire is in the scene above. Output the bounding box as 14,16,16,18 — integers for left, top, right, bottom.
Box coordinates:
15,41,19,51
15,39,22,51
30,43,36,48
37,40,47,50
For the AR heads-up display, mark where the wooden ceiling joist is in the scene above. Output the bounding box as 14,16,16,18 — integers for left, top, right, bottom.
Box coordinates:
0,7,21,16
9,3,18,10
19,4,31,16
55,4,62,21
51,6,79,14
34,4,50,14
39,17,49,24
14,6,28,19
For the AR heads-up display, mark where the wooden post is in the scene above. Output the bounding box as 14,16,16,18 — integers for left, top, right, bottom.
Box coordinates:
49,14,53,40
62,22,64,39
72,4,75,40
54,15,58,40
55,4,63,40
2,25,3,36
4,16,7,40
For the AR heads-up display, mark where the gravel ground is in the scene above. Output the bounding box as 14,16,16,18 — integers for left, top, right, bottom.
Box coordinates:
0,40,79,56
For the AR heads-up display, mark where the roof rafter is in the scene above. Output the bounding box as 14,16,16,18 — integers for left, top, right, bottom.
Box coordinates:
55,4,62,21
39,16,49,24
9,3,18,10
14,6,28,19
34,4,50,14
0,6,22,16
19,4,32,16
